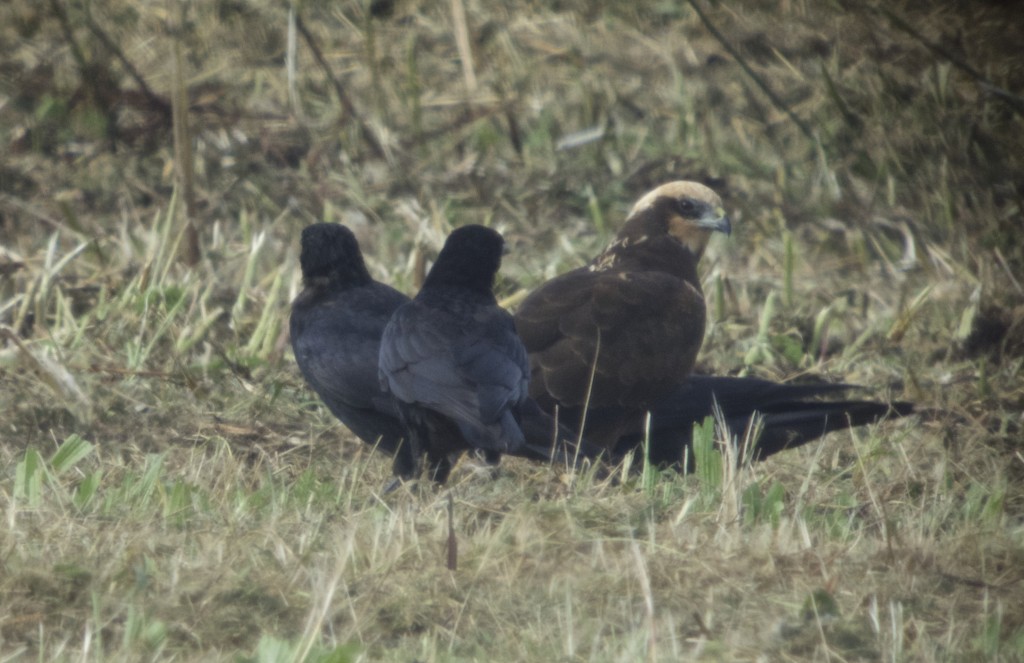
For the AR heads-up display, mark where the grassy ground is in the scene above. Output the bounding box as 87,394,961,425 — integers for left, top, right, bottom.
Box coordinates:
2,0,1023,660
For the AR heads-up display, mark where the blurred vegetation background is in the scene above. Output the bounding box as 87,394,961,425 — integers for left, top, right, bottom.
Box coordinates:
1,0,1022,660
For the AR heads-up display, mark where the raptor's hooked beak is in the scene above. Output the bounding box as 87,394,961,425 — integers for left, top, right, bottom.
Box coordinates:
698,207,731,236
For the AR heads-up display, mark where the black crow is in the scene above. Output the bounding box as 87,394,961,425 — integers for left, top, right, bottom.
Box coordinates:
378,225,578,482
290,223,410,458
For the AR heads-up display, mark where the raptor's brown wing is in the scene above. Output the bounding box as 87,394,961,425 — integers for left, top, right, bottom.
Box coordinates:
515,266,706,410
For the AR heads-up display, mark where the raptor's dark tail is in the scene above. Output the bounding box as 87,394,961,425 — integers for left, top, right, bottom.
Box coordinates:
611,375,914,469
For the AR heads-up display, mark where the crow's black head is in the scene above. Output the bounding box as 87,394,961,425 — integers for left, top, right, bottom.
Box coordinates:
299,223,373,286
422,225,506,294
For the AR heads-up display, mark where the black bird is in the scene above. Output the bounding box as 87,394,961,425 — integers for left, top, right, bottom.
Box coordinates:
290,223,410,458
609,376,914,469
378,225,579,482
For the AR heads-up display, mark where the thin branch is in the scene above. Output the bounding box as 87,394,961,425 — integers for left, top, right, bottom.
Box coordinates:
685,0,817,142
82,5,171,116
868,4,1024,117
47,0,89,73
293,12,389,161
172,31,200,266
449,0,477,95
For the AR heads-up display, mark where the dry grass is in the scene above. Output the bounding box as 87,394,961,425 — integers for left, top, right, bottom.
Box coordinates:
1,0,1023,660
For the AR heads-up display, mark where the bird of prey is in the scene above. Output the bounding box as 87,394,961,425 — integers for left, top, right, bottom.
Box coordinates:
378,225,579,482
611,376,914,469
515,180,732,449
289,223,410,459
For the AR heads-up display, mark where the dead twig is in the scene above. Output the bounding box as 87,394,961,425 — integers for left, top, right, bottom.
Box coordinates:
865,4,1024,118
81,2,171,117
685,0,817,142
171,27,200,266
293,12,389,161
449,0,477,95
